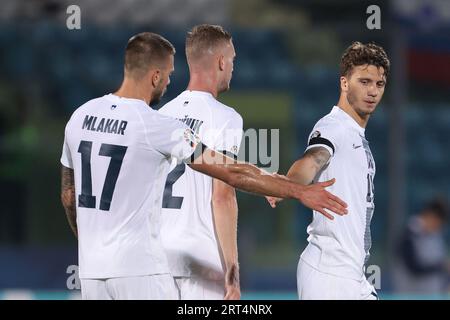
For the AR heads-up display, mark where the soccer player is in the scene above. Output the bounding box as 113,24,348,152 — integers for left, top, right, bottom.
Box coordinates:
60,32,347,300
268,42,390,299
158,24,243,300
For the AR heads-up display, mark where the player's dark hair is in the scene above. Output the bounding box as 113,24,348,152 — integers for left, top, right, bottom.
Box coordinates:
340,42,390,79
423,197,449,222
124,32,175,79
186,24,232,63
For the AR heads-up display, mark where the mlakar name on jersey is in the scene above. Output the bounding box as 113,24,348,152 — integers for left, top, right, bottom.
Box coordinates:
82,115,128,135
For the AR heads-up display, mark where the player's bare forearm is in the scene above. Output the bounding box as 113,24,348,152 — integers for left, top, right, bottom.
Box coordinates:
188,146,347,217
61,165,78,238
212,179,240,299
226,264,239,288
212,183,239,269
189,148,301,199
287,147,331,185
224,264,240,300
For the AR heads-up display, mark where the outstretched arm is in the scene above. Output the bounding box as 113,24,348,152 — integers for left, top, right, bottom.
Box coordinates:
61,165,77,238
187,145,346,219
266,147,332,213
212,179,240,300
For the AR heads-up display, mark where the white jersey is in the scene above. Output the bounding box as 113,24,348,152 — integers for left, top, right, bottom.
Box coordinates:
301,106,376,281
60,94,196,279
158,90,243,279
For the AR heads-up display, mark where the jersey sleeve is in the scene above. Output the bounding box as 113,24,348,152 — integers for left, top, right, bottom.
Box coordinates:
304,118,342,157
60,126,73,169
214,112,243,159
148,113,200,161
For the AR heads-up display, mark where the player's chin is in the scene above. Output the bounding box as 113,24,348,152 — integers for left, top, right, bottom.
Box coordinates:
361,103,378,114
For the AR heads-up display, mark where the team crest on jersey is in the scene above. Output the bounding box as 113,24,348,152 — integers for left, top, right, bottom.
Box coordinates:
183,128,199,148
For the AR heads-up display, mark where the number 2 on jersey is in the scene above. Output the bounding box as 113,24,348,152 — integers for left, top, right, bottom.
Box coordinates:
78,140,127,211
162,163,185,209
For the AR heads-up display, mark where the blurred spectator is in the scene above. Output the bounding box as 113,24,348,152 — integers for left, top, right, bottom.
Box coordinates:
392,198,450,294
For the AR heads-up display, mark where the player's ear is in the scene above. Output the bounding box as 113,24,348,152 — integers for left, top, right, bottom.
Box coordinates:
219,55,225,71
151,70,161,88
340,76,348,92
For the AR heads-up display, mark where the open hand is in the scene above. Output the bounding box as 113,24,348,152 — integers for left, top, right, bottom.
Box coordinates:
297,178,348,220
